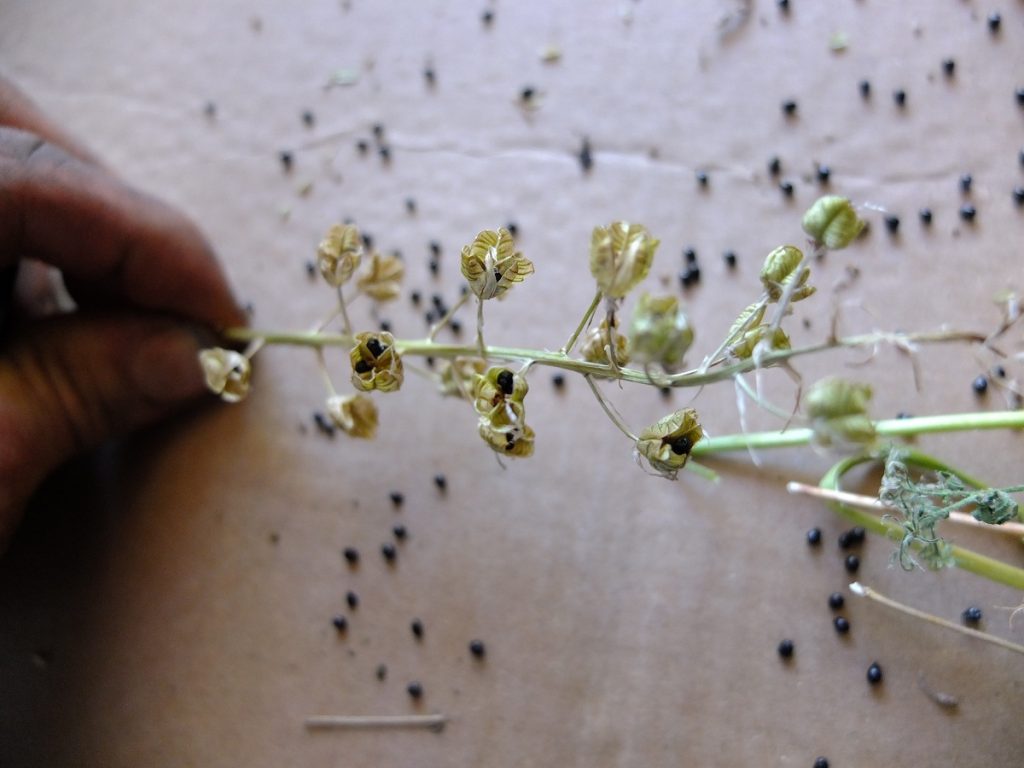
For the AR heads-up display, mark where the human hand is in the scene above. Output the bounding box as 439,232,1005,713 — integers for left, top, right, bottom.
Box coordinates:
0,74,246,550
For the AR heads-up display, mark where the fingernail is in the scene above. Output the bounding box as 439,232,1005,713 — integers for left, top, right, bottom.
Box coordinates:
131,326,208,403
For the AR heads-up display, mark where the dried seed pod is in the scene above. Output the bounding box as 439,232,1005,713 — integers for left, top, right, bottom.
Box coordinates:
357,251,405,301
802,196,866,250
472,366,529,416
635,408,704,478
350,331,404,392
317,223,363,286
589,222,659,299
460,228,534,300
726,302,767,341
326,393,379,438
580,316,630,366
760,245,814,302
437,357,488,399
478,399,536,457
629,293,695,371
805,377,876,448
199,348,252,402
727,325,790,360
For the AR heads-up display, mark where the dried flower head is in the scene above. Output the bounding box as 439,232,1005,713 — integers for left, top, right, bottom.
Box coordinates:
635,408,704,478
478,399,535,457
199,347,252,403
350,331,404,392
437,357,488,399
472,366,529,416
760,245,814,302
357,251,405,301
590,222,659,299
326,393,378,438
802,196,866,250
460,228,534,300
629,293,695,371
317,223,363,286
581,316,630,366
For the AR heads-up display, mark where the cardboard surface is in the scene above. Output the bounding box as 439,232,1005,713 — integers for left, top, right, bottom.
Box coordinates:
2,2,1023,765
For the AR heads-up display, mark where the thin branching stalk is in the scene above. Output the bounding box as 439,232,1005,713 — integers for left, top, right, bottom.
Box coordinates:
561,290,602,355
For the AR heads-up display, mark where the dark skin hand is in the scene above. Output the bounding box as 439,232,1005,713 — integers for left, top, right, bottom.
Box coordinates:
0,74,245,551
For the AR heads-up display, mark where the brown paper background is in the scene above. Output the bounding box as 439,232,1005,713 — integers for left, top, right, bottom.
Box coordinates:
2,1,1024,765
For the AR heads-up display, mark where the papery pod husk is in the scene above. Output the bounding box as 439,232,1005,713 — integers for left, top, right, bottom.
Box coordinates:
636,408,704,476
629,293,695,371
811,414,877,449
357,252,405,301
349,331,404,392
437,357,488,399
317,223,363,287
589,222,659,299
581,317,631,365
727,325,791,360
472,366,529,417
478,400,535,458
460,228,534,300
805,376,872,419
725,302,767,343
802,196,866,250
326,393,379,438
760,245,813,302
198,347,252,403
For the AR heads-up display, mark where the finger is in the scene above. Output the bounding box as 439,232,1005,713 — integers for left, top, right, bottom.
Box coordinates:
0,310,213,549
0,72,100,165
0,128,246,330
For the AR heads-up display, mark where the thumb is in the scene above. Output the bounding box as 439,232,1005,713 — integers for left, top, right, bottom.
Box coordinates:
0,311,210,541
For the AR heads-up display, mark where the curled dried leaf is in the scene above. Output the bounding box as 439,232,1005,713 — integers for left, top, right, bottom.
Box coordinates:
317,223,363,286
629,293,694,371
326,393,378,438
581,316,630,366
357,252,404,301
802,196,865,250
590,222,659,298
635,408,704,478
460,228,534,300
199,347,251,403
349,331,404,392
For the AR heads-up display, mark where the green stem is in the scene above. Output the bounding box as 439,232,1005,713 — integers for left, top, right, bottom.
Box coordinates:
561,290,602,355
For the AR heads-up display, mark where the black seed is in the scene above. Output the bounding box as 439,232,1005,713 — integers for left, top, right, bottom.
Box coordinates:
552,373,566,390
450,319,462,334
203,101,217,118
411,619,424,639
425,356,435,368
884,215,900,234
390,491,404,507
829,592,845,610
844,554,860,573
962,605,983,624
496,369,515,395
378,146,391,162
346,591,359,609
768,156,782,175
361,233,374,250
379,320,391,333
919,208,933,225
781,99,798,116
684,247,698,264
833,616,850,634
838,530,854,549
314,412,335,436
407,681,423,699
668,435,692,455
469,639,486,658
777,0,789,11
893,89,906,107
424,66,435,85
434,474,447,491
279,150,294,171
972,375,988,395
779,180,794,197
942,58,956,77
520,86,535,102
481,9,494,25
332,615,348,632
696,171,709,187
382,543,397,563
850,526,866,544
376,664,387,681
859,79,871,99
777,639,794,658
302,110,315,127
660,386,672,399
410,290,422,306
393,524,407,540
372,123,384,140
994,365,1006,378
679,266,701,287
806,528,822,546
867,661,883,685
366,338,385,357
988,12,1001,33
896,411,913,419
429,240,442,258
506,221,519,237
343,547,360,565
428,259,439,275
814,758,830,768
305,260,316,278
723,251,737,269
1014,187,1024,205
356,139,369,155
960,174,973,193
431,293,445,310
959,204,976,222
816,164,831,184
579,138,593,172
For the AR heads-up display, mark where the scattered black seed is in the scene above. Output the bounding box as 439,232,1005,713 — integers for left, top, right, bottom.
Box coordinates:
833,616,850,634
1017,87,1024,106
960,174,973,193
405,198,417,215
896,411,913,419
959,204,976,222
806,527,822,546
829,592,845,610
469,639,486,658
779,180,794,197
409,291,422,307
816,164,831,184
314,412,335,436
684,247,698,264
579,137,593,173
919,208,933,225
343,547,360,565
777,0,789,11
332,615,348,632
372,123,384,140
305,260,317,278
434,474,447,491
972,375,989,395
346,591,359,609
884,215,900,234
496,369,515,395
942,58,956,77
838,530,854,549
679,266,701,287
962,605,983,624
203,100,217,118
424,66,435,86
893,89,906,107
520,86,535,102
781,99,798,117
361,233,374,251
777,639,794,659
994,365,1006,379
1014,187,1024,205
844,554,860,573
814,758,830,768
393,524,407,541
768,156,782,176
850,526,866,544
382,543,397,563
279,150,294,171
450,319,462,334
429,240,442,258
723,251,737,269
867,661,883,685
302,110,315,127
356,139,369,155
376,664,388,681
506,221,519,237
379,320,391,333
859,79,871,99
366,338,385,357
428,259,440,276
481,9,494,25
425,356,435,368
552,373,566,390
389,491,405,508
407,681,423,699
988,12,1001,33
696,171,709,187
411,619,424,639
659,386,672,399
378,146,391,163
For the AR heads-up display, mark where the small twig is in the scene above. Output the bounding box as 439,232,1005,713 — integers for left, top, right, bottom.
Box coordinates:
561,290,602,355
849,582,1024,656
336,286,353,335
428,292,470,341
304,714,447,732
314,348,338,397
475,296,486,358
584,374,638,442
